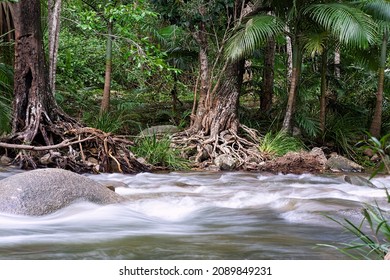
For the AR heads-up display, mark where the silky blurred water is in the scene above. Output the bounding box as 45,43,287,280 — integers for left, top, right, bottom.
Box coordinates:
0,170,389,259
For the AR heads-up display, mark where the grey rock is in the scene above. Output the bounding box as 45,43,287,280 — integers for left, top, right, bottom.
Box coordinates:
344,175,378,188
0,168,126,216
139,125,179,137
326,154,364,172
214,154,238,171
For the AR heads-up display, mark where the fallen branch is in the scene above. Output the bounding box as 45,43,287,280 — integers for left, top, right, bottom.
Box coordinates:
0,136,95,151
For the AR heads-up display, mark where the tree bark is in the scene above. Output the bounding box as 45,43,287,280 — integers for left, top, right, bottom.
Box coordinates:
369,31,388,138
334,44,341,79
190,21,210,131
48,0,62,95
11,0,60,143
286,30,293,89
208,59,245,139
260,37,276,113
100,18,113,114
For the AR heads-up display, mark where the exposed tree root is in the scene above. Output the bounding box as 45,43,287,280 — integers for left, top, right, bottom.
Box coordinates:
171,124,264,170
0,122,149,174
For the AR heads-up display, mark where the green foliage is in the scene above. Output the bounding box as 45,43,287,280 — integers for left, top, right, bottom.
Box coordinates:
321,190,390,260
83,110,127,134
59,0,176,95
132,134,189,170
323,112,368,158
0,95,11,135
259,130,304,158
226,15,285,61
305,3,377,49
357,132,390,175
0,62,13,135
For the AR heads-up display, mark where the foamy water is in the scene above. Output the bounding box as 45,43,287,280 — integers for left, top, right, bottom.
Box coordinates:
0,171,388,259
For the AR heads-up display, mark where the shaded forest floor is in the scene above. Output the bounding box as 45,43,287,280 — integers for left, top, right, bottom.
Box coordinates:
0,90,380,175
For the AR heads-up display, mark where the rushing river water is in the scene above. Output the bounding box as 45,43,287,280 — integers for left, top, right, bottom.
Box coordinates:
0,170,389,260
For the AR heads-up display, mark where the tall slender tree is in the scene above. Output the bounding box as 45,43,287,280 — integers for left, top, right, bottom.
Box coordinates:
361,0,390,138
48,0,62,95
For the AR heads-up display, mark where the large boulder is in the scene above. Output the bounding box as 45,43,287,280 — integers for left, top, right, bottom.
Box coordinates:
326,154,364,172
0,168,126,216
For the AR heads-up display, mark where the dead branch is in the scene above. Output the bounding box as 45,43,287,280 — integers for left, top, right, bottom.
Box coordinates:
0,136,95,151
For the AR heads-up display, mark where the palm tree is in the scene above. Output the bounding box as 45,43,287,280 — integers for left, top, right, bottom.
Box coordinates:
226,0,377,133
360,0,390,138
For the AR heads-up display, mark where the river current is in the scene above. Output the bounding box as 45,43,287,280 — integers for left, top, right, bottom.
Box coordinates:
0,170,389,259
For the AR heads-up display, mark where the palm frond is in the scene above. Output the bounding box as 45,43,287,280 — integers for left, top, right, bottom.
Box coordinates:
303,31,329,56
361,0,390,22
225,14,284,61
305,3,377,49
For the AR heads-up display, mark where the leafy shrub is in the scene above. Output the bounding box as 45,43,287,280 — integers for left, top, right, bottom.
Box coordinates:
132,134,189,170
259,130,304,158
357,133,390,175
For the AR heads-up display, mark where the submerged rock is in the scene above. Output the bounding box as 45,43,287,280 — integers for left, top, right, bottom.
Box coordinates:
344,175,378,188
0,168,126,216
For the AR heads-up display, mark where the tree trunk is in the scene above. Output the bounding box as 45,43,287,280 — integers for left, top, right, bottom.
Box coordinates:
190,21,210,131
369,31,388,138
171,1,261,168
334,44,341,79
5,0,147,174
260,37,276,113
286,30,293,89
319,49,328,134
11,0,60,143
100,19,113,114
208,59,244,139
282,40,301,133
48,0,62,95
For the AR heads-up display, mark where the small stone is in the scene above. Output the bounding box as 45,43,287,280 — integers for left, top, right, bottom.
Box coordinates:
87,157,99,165
0,155,11,165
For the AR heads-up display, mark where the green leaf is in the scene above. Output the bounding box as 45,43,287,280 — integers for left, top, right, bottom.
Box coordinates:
225,15,284,61
305,3,377,49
